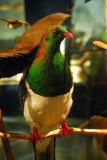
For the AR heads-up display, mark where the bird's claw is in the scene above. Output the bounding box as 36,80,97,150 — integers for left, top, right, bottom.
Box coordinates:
59,122,69,136
30,128,42,143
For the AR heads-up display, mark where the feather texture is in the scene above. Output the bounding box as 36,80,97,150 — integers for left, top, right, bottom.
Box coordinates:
0,13,70,78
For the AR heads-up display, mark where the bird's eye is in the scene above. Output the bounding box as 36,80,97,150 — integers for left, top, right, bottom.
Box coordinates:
52,28,57,32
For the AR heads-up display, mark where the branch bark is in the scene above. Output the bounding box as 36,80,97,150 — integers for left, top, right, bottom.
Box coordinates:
93,41,107,49
0,110,14,160
0,127,107,142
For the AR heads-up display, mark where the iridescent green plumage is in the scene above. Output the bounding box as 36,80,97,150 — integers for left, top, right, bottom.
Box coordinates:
27,25,73,97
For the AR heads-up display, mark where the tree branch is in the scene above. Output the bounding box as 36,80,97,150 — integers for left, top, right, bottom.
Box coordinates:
93,41,107,49
0,110,14,160
0,127,107,142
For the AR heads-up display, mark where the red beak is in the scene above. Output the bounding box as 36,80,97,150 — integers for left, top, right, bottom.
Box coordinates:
63,32,73,39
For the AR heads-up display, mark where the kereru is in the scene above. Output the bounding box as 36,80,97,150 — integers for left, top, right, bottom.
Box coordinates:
18,25,73,160
0,13,70,78
0,13,73,160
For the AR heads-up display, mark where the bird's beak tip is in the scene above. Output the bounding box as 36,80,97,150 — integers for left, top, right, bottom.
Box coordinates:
63,32,73,39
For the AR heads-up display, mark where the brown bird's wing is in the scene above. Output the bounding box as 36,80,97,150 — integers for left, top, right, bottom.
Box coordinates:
13,13,70,50
0,13,70,78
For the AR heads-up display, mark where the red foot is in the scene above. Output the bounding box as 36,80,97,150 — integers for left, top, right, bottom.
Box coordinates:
59,122,69,136
30,128,42,143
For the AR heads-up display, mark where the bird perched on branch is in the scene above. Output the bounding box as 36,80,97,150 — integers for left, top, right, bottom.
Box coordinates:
19,25,73,160
0,13,73,160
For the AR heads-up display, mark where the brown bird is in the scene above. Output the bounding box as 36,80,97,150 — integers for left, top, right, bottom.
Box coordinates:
0,18,30,29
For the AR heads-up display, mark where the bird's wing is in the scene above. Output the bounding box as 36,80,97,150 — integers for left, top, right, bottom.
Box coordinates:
0,13,70,78
13,13,70,50
0,46,38,78
18,66,29,108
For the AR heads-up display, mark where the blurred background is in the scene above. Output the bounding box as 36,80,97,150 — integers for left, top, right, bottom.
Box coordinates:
0,0,107,160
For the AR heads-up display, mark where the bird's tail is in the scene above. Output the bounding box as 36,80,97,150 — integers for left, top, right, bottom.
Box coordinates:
33,137,55,160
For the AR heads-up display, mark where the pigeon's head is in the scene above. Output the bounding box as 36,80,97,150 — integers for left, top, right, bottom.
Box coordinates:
40,25,73,51
38,25,73,54
44,25,73,43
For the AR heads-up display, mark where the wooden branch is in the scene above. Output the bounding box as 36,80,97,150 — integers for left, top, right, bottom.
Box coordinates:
0,127,107,142
0,109,14,160
93,41,107,49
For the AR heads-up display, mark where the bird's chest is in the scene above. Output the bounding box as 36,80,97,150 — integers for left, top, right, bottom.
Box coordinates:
27,53,72,97
24,82,73,128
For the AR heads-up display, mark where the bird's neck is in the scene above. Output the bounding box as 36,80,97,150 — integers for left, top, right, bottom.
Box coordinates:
27,37,72,97
34,37,61,62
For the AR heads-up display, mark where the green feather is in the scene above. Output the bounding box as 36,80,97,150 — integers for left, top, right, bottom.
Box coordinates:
27,25,73,97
